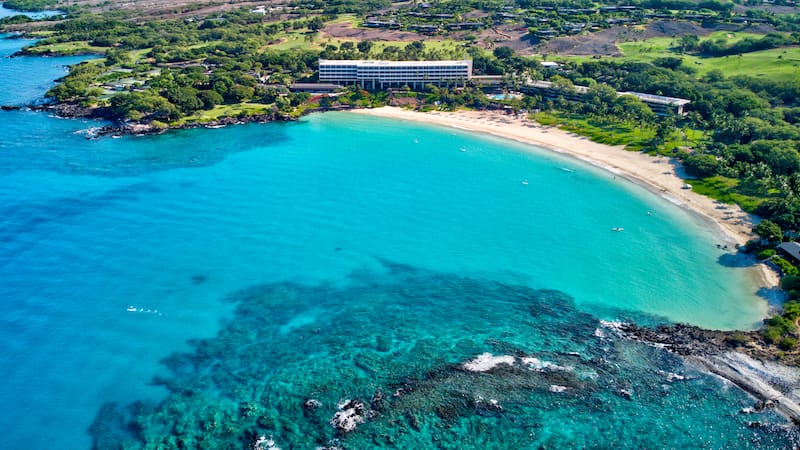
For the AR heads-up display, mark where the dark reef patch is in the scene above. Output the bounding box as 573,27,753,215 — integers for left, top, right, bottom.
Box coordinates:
89,262,796,449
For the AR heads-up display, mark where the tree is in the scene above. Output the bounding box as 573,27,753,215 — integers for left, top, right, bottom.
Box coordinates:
493,46,514,59
228,85,255,103
357,40,373,55
197,90,223,109
677,34,700,53
104,48,130,67
683,153,720,178
165,86,203,113
753,219,783,244
308,16,325,31
653,57,683,71
751,140,800,176
585,83,617,116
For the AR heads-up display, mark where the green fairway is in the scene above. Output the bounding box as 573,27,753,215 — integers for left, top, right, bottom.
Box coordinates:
24,40,106,55
179,103,273,123
572,33,800,81
692,47,800,81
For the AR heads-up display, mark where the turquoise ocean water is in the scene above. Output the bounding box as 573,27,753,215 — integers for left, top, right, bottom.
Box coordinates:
0,35,795,448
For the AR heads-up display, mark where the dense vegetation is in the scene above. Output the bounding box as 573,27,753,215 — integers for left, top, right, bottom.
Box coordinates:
3,0,59,11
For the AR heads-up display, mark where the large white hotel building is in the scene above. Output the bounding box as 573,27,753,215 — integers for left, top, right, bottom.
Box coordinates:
318,59,473,89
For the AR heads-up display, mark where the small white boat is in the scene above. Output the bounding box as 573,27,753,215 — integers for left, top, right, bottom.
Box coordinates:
126,306,137,312
611,227,624,232
460,147,466,152
521,180,529,185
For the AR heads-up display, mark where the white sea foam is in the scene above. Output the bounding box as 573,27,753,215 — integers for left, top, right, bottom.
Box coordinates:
462,353,514,372
521,357,571,372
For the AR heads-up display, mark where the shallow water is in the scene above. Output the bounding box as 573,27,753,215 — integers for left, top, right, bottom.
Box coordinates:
90,264,795,449
0,35,789,448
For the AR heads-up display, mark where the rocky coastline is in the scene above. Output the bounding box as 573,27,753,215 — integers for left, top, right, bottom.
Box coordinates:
8,101,360,138
605,321,800,425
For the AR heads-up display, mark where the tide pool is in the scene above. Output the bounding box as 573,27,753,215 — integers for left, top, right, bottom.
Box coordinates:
0,35,790,448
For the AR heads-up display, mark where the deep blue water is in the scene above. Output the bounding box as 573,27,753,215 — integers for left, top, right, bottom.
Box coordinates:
0,34,91,106
0,35,793,448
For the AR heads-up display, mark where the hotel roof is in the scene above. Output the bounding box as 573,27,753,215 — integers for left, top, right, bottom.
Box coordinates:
319,59,471,67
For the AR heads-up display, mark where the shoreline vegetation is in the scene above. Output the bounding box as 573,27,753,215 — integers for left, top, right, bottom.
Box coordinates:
5,0,800,432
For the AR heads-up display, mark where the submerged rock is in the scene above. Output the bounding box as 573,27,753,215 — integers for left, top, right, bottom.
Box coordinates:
330,400,367,434
304,398,322,409
462,353,515,372
252,435,281,450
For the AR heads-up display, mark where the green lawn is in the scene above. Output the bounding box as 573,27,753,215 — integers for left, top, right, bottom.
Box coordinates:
329,14,359,27
270,32,322,50
178,103,273,124
689,176,765,212
532,111,709,155
617,31,769,61
24,40,106,55
611,34,800,81
367,39,467,54
692,47,800,81
534,111,655,147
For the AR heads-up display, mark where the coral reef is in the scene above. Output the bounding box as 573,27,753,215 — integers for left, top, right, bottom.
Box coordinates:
89,262,796,449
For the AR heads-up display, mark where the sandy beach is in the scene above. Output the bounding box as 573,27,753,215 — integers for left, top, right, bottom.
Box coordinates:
351,107,781,295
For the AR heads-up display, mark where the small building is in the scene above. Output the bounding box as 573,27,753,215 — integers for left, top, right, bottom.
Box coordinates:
522,80,691,116
289,83,343,94
365,19,401,29
621,91,691,116
446,22,483,30
536,29,560,39
779,242,800,263
408,24,440,33
470,75,504,90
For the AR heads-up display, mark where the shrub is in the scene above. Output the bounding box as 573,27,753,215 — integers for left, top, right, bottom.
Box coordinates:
763,325,783,344
766,314,796,334
779,336,798,350
784,301,800,321
757,248,776,260
782,274,800,291
727,332,749,346
772,256,799,276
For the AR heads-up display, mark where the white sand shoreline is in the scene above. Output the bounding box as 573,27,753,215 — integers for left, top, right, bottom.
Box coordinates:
349,106,781,303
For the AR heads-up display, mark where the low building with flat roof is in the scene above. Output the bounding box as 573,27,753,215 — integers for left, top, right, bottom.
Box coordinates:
289,83,343,93
522,80,690,116
779,241,800,263
318,59,472,90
